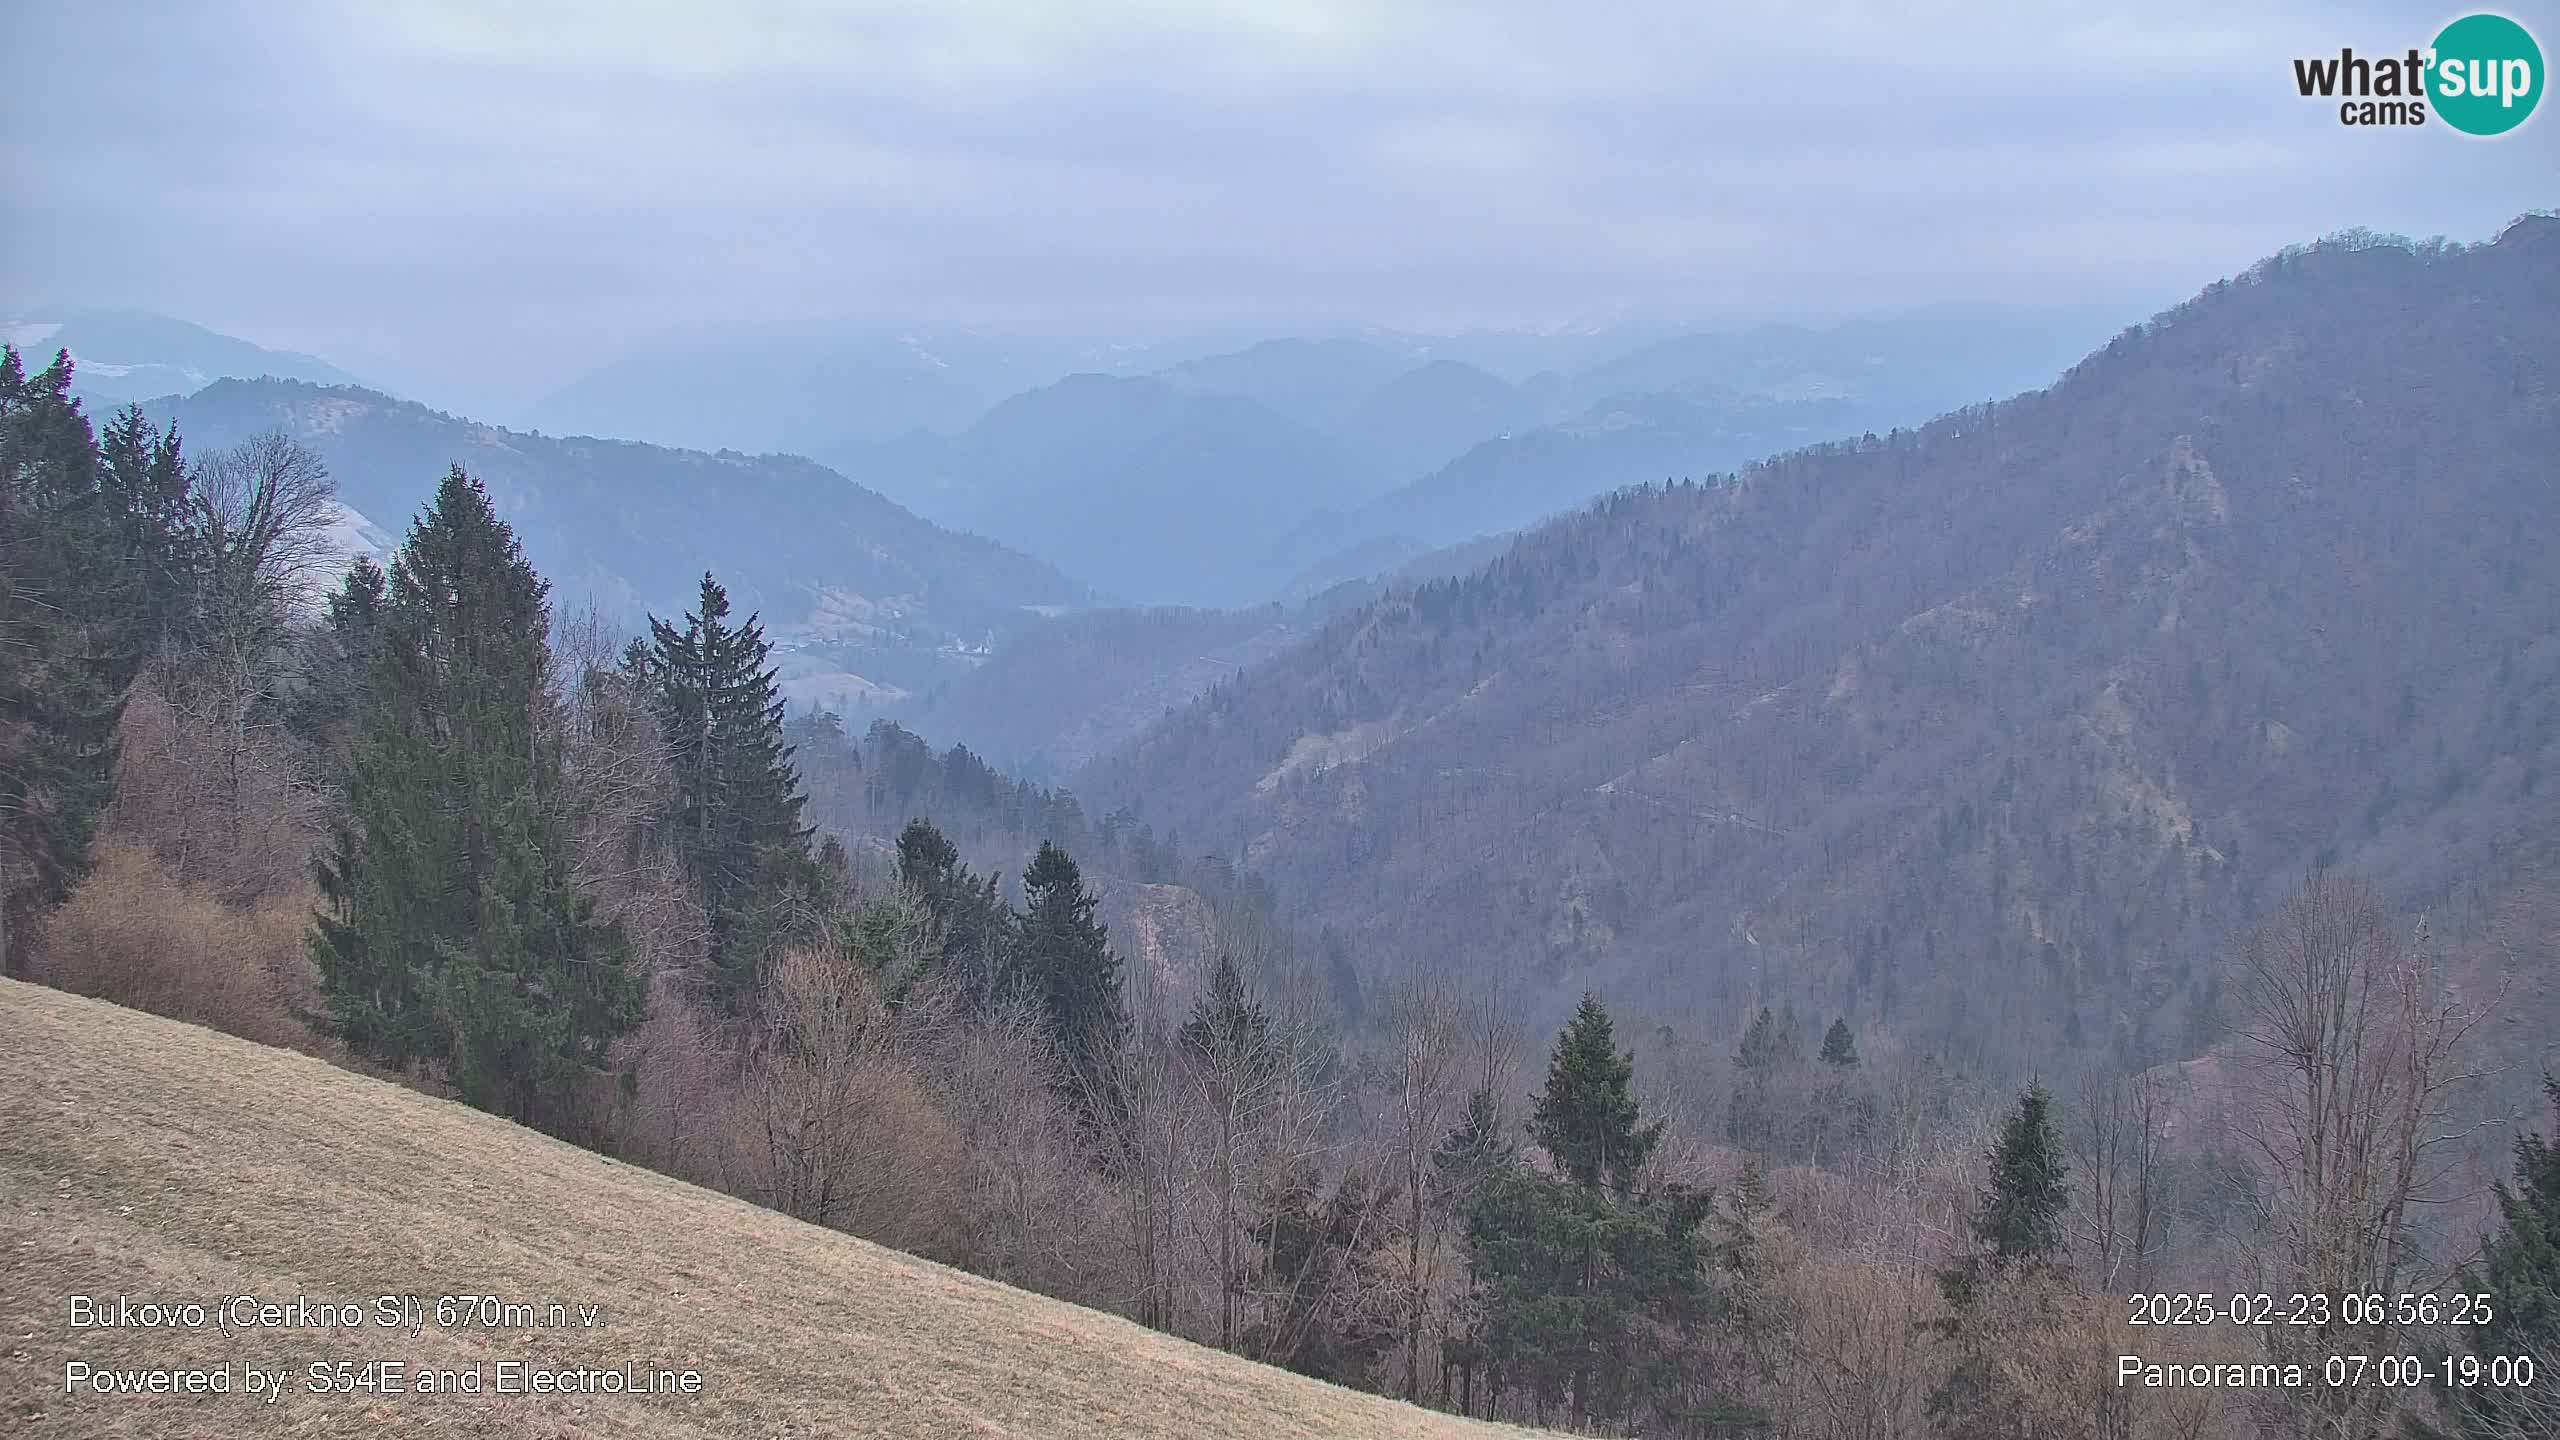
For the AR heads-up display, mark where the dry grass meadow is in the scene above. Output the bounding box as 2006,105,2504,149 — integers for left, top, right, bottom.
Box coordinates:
1,978,1548,1438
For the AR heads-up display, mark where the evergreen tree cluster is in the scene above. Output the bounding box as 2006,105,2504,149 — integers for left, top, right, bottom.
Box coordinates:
1441,993,1755,1433
861,718,1089,851
885,818,1130,1127
309,468,643,1134
1,347,198,971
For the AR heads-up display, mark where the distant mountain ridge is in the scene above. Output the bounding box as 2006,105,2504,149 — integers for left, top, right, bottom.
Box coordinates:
845,372,1390,608
4,307,367,409
835,303,2141,608
49,301,2148,619
141,379,1092,708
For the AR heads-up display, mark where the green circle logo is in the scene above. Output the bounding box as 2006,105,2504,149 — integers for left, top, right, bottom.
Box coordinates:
2431,13,2543,135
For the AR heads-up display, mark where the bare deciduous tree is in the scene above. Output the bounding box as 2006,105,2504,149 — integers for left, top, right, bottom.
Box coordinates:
2073,1066,2176,1292
187,430,340,617
148,432,337,897
1384,970,1462,1399
751,934,951,1242
908,974,1088,1291
1182,946,1287,1351
2233,869,2495,1440
1105,953,1185,1332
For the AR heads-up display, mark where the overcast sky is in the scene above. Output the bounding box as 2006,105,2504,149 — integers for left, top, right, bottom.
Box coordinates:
3,0,2552,417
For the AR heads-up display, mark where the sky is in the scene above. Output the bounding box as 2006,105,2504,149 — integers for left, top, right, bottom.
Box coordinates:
3,0,2553,419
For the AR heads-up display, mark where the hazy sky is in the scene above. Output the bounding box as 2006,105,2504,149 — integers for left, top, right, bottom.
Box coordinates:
4,0,2552,416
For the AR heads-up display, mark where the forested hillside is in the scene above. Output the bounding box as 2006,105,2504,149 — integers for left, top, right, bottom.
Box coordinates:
146,379,1092,701
1265,385,1884,584
898,606,1311,779
1083,220,2560,1077
12,222,2560,1440
893,534,1522,779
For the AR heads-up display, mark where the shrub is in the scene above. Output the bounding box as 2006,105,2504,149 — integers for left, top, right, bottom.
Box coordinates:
28,839,325,1054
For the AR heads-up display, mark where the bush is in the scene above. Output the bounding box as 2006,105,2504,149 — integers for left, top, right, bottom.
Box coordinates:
28,839,326,1054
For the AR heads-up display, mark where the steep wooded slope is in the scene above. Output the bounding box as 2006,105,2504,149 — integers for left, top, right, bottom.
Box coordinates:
1082,220,2560,1073
899,605,1311,778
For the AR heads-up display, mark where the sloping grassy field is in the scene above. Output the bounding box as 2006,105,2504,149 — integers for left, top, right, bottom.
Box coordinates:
2,979,1543,1438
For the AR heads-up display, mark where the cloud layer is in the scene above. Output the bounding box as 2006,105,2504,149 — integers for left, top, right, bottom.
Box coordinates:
4,0,2550,413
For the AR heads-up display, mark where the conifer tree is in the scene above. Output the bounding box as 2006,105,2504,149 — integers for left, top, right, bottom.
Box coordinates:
1435,1087,1517,1203
644,571,814,1016
1434,1085,1516,1416
1729,1005,1801,1154
1929,1081,2073,1438
94,403,195,640
0,348,165,972
1531,992,1661,1193
309,467,641,1136
1465,999,1733,1430
1181,950,1272,1065
1735,1005,1796,1072
1820,1016,1861,1068
894,818,1007,993
2439,1075,2560,1437
1959,1081,2071,1282
288,555,386,765
1246,1170,1399,1384
1015,840,1125,1123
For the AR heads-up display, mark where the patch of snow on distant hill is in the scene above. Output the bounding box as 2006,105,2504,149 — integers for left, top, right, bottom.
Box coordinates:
292,500,398,614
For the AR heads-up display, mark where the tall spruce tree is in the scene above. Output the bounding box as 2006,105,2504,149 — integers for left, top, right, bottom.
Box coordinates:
1929,1081,2074,1438
1015,840,1125,1123
1531,993,1661,1193
0,348,168,973
1435,1088,1517,1205
644,571,814,1017
1464,999,1731,1431
288,555,386,765
309,467,641,1136
94,402,195,641
1959,1081,2071,1283
1735,1006,1796,1072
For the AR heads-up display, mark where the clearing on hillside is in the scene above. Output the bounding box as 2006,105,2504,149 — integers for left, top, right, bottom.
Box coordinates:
0,979,1545,1438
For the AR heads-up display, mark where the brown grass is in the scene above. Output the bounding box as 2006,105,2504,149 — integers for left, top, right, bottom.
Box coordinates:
0,979,1548,1438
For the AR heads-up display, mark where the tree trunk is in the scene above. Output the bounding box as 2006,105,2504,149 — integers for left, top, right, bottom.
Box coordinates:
1406,1172,1424,1398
